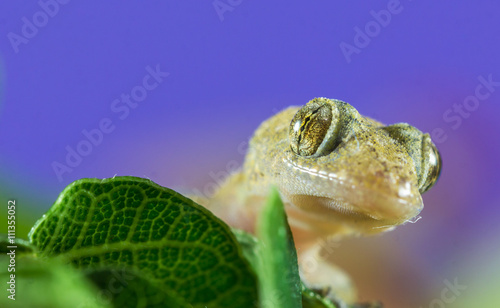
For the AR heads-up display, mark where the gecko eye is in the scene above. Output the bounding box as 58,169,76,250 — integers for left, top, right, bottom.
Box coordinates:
418,137,442,193
382,123,442,193
289,99,341,157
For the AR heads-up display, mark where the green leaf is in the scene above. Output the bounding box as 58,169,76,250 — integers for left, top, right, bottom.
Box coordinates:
86,267,189,308
0,235,34,254
256,187,302,308
0,255,109,308
233,229,344,308
301,284,339,308
29,176,258,308
232,228,259,271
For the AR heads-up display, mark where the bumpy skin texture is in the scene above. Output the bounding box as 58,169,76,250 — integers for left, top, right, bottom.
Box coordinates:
208,98,441,243
205,97,441,301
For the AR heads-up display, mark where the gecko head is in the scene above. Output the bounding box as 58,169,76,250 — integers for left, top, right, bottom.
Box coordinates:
280,98,442,234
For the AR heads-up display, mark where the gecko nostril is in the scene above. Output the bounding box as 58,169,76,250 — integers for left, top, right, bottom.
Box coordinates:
397,181,412,198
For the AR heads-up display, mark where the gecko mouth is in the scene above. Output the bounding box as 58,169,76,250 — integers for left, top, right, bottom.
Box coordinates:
288,194,379,221
285,187,423,235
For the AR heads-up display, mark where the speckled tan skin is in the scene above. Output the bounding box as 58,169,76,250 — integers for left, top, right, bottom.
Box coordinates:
203,97,441,302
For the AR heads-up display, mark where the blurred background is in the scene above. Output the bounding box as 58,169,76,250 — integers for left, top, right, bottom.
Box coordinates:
0,1,499,307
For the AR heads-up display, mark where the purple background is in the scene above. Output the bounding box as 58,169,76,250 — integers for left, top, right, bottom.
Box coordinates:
1,1,499,307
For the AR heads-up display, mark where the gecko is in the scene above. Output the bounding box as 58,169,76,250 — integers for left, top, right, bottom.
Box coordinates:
201,97,442,302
